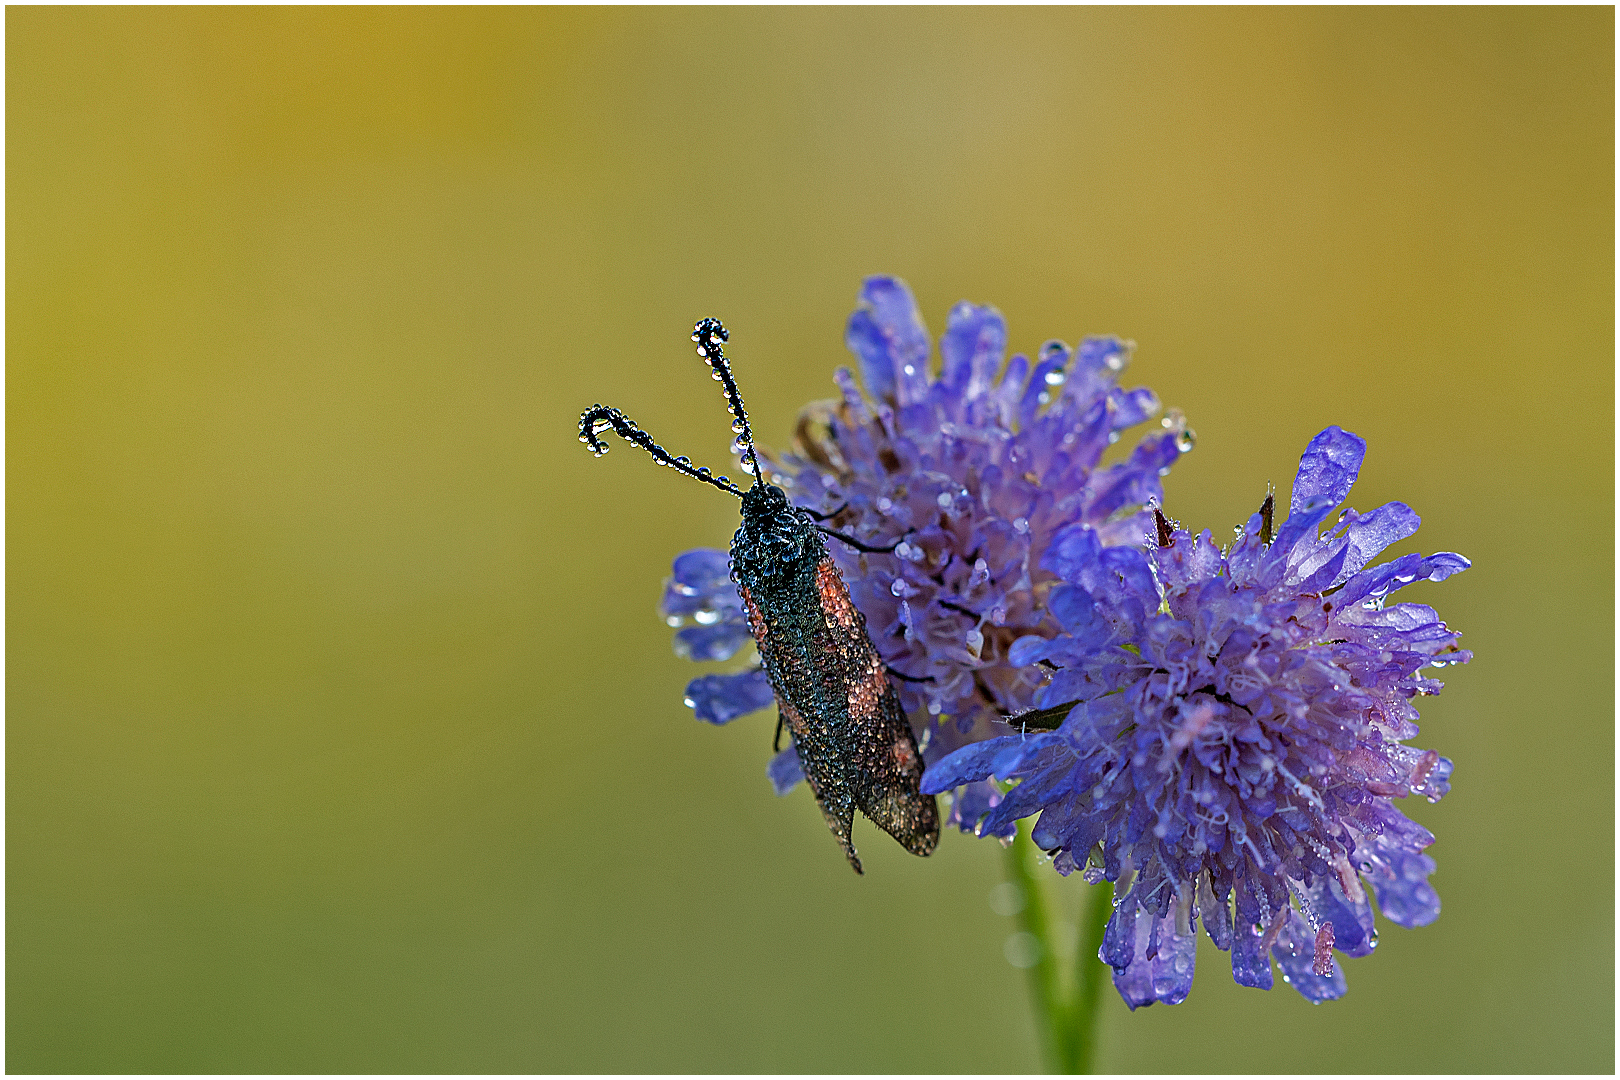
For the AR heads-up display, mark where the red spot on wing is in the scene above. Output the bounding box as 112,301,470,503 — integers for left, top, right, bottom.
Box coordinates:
738,585,768,646
815,557,859,629
844,655,888,726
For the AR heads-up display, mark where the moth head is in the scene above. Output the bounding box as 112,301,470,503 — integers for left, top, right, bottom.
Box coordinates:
738,482,811,559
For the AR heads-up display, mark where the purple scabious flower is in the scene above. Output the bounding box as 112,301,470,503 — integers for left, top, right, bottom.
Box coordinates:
661,276,1191,807
759,276,1191,825
921,426,1470,1007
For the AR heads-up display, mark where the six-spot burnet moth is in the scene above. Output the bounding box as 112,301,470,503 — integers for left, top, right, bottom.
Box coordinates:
578,318,939,873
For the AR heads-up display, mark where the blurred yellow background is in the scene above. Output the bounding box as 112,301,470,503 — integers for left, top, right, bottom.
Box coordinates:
8,7,1611,1073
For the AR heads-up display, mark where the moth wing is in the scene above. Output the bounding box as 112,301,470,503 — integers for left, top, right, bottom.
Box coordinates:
845,660,940,857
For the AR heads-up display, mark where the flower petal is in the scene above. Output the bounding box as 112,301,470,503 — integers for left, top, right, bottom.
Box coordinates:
1361,832,1442,928
1289,426,1366,512
673,622,752,662
767,744,804,795
1272,909,1347,1002
1297,874,1378,958
671,547,731,592
938,301,1006,399
1103,896,1199,1009
661,548,741,619
920,736,1021,793
1337,501,1422,581
683,668,776,725
845,276,930,406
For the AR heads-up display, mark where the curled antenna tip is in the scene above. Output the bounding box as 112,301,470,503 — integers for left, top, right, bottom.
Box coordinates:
692,318,729,356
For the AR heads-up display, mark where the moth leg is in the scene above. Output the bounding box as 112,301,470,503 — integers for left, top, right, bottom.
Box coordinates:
773,710,785,753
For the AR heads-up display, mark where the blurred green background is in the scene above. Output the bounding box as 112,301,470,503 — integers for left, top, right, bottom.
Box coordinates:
8,7,1612,1073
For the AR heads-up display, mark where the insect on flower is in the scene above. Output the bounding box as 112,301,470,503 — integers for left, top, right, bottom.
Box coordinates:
578,318,940,873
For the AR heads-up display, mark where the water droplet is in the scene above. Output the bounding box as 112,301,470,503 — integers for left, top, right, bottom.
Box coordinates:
675,456,691,466
903,364,916,376
1177,430,1196,453
682,696,696,709
1044,368,1067,386
693,609,721,626
664,615,681,627
937,492,953,509
1013,517,1030,534
696,346,708,357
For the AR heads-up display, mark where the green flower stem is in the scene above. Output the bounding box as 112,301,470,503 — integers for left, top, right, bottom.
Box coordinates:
1002,821,1115,1074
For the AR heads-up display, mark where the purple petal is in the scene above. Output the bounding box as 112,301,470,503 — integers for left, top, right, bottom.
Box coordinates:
1076,335,1129,374
1291,540,1351,595
938,301,1006,398
1017,343,1073,427
662,550,741,619
1297,875,1377,958
946,779,1006,834
1230,881,1275,990
673,621,752,662
1272,909,1347,1003
1100,891,1139,972
1270,493,1341,558
1337,550,1471,608
1337,501,1422,581
1112,386,1160,429
767,744,804,795
1197,873,1233,951
684,668,776,725
1046,584,1100,635
1289,426,1366,513
1104,900,1199,1009
846,276,930,406
920,735,1021,793
1040,523,1102,582
1007,634,1057,667
1360,832,1441,928
671,548,732,592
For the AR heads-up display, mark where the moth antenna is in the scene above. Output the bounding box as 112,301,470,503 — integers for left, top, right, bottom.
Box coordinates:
691,318,760,484
578,404,745,498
